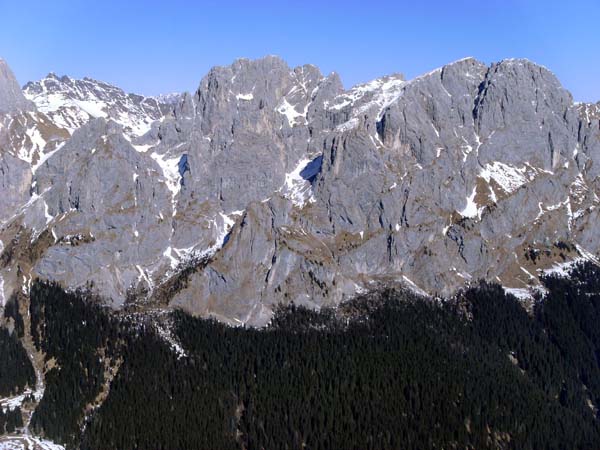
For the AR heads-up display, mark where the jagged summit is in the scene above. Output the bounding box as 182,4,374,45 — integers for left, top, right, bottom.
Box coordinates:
23,72,173,136
0,55,599,326
42,71,69,81
153,92,182,105
0,58,34,113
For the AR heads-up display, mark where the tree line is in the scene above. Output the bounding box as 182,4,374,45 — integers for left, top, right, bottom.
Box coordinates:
10,261,600,449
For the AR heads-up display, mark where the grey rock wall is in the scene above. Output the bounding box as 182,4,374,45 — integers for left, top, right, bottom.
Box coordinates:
1,56,599,326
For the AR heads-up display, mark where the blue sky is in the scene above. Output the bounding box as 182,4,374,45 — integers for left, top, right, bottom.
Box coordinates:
1,0,598,101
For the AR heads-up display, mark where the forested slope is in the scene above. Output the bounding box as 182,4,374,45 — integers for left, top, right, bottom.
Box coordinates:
3,262,600,449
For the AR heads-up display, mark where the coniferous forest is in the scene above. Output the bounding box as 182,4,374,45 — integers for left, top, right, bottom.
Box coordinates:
0,405,24,434
0,325,34,397
2,262,600,448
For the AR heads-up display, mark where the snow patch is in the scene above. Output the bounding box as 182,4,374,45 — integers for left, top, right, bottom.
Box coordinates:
150,151,183,214
574,243,600,266
1,393,28,414
279,156,321,207
73,99,108,119
43,200,53,224
163,247,179,270
0,435,65,450
329,76,404,114
26,126,45,153
458,187,478,218
24,76,164,137
132,143,155,153
503,287,534,300
540,259,583,278
276,98,305,127
220,212,235,231
15,124,46,165
328,75,405,132
479,162,536,194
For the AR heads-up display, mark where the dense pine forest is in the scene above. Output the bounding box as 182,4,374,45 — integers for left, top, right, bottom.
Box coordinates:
0,405,24,434
2,262,600,448
0,324,34,397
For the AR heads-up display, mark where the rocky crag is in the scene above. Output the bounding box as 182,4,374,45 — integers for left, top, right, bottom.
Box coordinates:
0,55,599,326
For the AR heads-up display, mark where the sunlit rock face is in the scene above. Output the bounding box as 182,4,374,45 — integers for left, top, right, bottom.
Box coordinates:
1,55,599,325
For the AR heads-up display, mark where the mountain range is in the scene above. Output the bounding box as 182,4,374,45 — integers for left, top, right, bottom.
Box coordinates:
0,55,599,328
1,55,600,450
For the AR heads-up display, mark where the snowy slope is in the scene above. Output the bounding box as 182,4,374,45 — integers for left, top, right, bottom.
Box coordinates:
23,74,173,137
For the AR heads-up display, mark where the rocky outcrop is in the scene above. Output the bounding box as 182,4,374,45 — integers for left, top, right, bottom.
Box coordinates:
0,59,33,114
1,56,599,325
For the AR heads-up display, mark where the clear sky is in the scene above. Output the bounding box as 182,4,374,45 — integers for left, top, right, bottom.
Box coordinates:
1,0,598,102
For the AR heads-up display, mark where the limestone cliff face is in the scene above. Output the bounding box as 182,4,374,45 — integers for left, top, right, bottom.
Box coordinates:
0,59,34,114
0,56,598,325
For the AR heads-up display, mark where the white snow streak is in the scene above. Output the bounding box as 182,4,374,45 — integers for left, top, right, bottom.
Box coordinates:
154,322,187,360
236,93,254,101
401,275,428,297
503,287,534,300
150,151,182,215
31,143,64,174
0,274,4,309
279,158,316,207
458,187,478,218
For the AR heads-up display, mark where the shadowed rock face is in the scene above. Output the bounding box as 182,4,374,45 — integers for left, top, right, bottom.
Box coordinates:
0,56,599,325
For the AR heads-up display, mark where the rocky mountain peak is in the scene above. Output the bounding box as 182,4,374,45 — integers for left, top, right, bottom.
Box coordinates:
23,73,173,137
1,55,599,327
0,58,34,114
153,92,182,106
